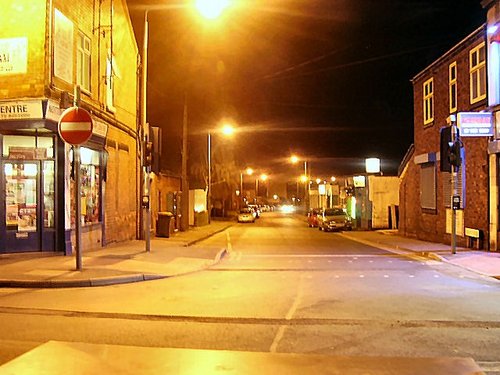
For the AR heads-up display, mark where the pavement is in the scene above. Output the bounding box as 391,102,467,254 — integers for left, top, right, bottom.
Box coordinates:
1,218,500,288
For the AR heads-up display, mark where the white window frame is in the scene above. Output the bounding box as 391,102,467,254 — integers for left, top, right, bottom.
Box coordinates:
449,62,457,113
469,42,486,104
420,162,436,210
77,32,91,93
423,77,434,125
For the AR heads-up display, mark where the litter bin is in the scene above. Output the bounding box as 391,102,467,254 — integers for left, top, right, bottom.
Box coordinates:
157,212,174,237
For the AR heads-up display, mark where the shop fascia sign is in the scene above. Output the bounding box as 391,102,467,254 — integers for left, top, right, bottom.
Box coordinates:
457,112,493,137
0,99,43,120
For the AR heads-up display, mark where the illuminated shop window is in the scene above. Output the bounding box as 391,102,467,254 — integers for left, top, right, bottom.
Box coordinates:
2,135,54,159
70,147,101,225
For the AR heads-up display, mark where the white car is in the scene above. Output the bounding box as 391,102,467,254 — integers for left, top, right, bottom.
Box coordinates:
237,208,255,223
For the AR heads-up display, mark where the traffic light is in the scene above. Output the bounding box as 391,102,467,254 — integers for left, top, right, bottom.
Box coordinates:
440,126,461,172
448,140,462,169
144,141,153,168
440,127,452,172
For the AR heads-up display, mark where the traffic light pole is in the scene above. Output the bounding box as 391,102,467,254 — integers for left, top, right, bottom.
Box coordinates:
450,119,458,255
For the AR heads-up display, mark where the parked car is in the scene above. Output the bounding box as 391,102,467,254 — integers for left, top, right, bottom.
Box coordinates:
248,204,260,218
238,208,256,223
318,208,352,232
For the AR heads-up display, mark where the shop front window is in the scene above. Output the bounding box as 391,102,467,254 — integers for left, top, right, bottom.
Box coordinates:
3,135,54,159
4,162,38,232
43,161,55,228
70,147,101,225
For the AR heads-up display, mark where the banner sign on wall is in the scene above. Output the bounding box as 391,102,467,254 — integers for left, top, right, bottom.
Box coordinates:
458,112,493,137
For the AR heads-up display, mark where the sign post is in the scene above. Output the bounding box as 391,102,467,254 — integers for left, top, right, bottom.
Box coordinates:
58,105,93,271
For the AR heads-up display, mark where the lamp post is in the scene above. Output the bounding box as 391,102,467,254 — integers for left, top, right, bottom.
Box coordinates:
141,10,151,252
141,2,231,243
240,167,253,208
208,123,235,223
291,155,309,211
258,173,268,199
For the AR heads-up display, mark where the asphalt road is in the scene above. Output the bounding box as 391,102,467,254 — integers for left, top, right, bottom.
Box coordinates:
1,212,500,373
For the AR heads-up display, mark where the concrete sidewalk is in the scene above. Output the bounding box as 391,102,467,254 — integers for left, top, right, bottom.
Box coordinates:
341,230,500,280
0,220,233,288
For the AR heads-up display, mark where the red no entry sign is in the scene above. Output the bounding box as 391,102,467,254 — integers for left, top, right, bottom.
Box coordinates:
58,106,93,145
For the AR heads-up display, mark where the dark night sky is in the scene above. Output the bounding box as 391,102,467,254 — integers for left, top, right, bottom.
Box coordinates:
127,0,486,179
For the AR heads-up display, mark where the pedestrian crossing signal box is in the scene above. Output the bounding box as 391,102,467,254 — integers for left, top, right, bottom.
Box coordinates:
452,195,460,210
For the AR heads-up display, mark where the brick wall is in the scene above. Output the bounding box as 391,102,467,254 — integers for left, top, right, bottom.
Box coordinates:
401,27,489,246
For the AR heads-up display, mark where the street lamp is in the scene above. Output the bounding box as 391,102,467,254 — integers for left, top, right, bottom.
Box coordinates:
291,155,309,211
256,173,269,199
140,4,231,244
195,0,231,19
240,167,253,209
208,123,235,223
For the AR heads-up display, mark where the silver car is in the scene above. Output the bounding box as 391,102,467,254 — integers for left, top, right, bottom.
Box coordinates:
238,208,255,223
318,208,352,232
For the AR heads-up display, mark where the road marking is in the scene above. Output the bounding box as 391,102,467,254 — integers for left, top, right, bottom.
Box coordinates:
477,361,500,372
270,274,305,353
239,254,395,258
226,232,233,254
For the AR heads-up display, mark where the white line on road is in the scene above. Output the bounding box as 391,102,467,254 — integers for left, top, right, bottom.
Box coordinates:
240,254,391,258
269,274,305,353
226,232,233,254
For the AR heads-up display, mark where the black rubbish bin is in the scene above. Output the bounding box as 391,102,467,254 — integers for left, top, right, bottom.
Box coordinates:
157,212,174,237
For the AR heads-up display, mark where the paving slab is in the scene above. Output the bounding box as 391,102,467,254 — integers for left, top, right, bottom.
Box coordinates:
0,341,484,375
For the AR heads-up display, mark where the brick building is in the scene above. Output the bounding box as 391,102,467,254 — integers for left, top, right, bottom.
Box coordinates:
0,0,140,254
399,25,490,247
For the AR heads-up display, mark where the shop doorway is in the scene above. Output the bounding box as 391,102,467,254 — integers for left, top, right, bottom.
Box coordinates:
1,160,54,252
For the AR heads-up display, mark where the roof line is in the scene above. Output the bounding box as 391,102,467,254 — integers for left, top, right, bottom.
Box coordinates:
411,24,486,82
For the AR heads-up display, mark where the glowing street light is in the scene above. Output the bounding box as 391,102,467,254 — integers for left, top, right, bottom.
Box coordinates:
331,176,336,182
221,123,235,136
239,167,254,209
300,175,308,183
195,0,231,20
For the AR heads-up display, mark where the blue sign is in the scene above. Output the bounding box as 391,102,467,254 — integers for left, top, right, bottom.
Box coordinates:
457,112,493,137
